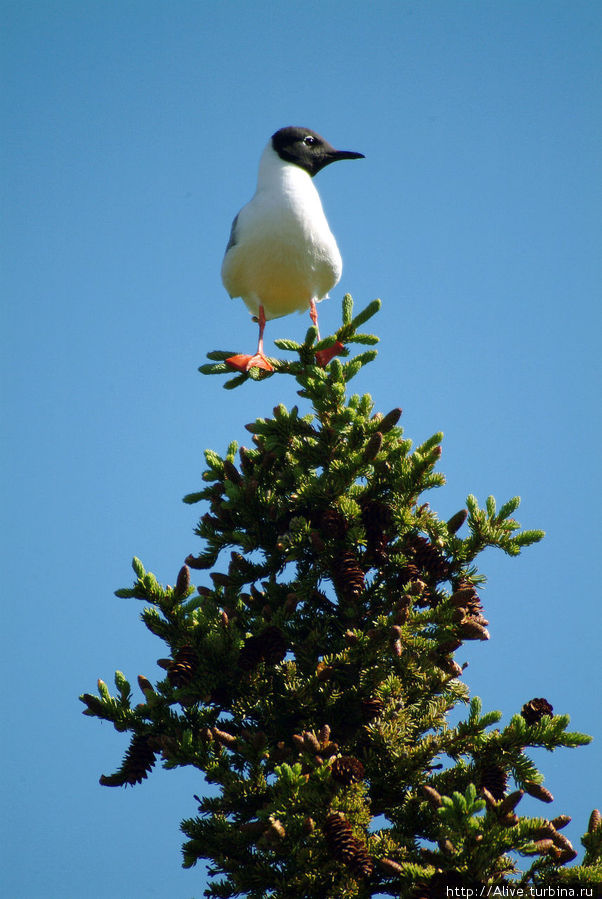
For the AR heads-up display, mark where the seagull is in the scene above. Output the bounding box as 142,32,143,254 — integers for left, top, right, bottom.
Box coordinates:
221,126,364,372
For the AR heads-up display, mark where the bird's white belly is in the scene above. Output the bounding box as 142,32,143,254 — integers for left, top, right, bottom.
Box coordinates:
222,204,342,320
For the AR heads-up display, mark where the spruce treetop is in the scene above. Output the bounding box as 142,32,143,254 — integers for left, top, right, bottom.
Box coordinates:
81,297,601,898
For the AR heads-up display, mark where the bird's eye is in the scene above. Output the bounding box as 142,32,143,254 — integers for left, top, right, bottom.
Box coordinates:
303,135,317,146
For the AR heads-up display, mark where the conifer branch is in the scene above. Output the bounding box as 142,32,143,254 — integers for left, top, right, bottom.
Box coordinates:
200,295,381,389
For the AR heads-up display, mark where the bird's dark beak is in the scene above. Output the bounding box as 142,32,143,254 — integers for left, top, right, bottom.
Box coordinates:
312,143,365,175
328,149,365,162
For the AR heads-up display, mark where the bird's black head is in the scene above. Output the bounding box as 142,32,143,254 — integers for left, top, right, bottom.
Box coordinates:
271,126,364,177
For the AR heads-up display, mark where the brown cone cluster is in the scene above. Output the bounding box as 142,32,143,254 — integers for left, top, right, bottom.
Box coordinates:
452,581,485,617
403,534,451,585
331,756,365,785
165,645,198,687
331,550,365,603
521,697,553,725
238,625,287,671
361,697,384,720
100,734,157,787
323,813,373,878
451,581,488,629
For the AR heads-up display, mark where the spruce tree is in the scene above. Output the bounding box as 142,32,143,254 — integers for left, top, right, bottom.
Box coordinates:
81,297,601,897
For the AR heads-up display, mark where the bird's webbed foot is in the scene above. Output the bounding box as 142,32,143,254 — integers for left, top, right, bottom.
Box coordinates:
226,352,274,373
315,340,345,367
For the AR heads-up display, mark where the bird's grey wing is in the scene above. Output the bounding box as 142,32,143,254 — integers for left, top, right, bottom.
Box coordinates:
224,213,239,254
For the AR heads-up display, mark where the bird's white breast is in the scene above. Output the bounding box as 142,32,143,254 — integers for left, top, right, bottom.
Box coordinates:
221,146,342,320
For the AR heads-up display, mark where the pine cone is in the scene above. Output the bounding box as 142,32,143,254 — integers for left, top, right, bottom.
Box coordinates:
557,847,578,864
524,781,554,803
377,857,404,875
498,790,524,814
458,619,490,641
346,839,373,878
422,785,443,808
323,812,355,857
533,839,556,855
212,727,237,747
447,508,468,534
361,697,384,720
550,830,575,853
404,534,451,584
363,431,383,461
222,459,242,485
238,625,287,671
331,550,365,603
521,697,553,725
137,675,155,695
167,645,198,687
318,724,331,744
99,734,157,787
479,764,508,800
394,562,420,589
323,813,373,878
331,756,365,785
437,638,462,654
438,658,463,678
453,580,487,622
174,564,191,597
378,406,403,433
211,571,231,588
238,446,255,475
185,552,214,570
302,730,322,753
264,816,286,841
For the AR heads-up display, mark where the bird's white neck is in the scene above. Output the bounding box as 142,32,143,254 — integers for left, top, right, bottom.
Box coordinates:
255,143,315,195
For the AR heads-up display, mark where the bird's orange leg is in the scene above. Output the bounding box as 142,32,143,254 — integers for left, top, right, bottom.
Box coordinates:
309,298,321,341
256,304,269,357
226,305,274,372
311,298,345,367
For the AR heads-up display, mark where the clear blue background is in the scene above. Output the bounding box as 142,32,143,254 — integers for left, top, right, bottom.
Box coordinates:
2,2,600,897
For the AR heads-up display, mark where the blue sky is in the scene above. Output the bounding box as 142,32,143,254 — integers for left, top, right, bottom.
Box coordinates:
2,2,600,896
